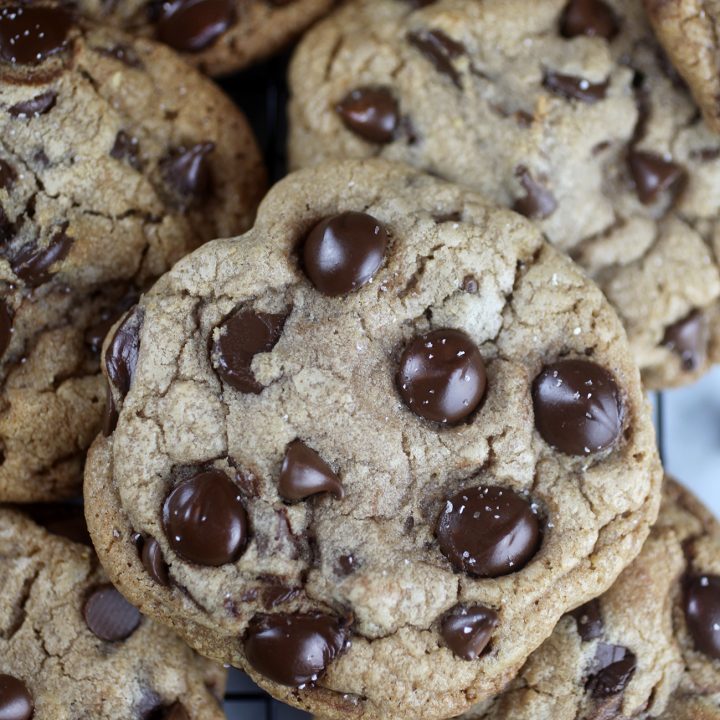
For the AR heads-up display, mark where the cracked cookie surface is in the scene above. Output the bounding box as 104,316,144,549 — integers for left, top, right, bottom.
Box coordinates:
84,159,661,720
0,506,227,719
288,0,720,389
0,4,266,501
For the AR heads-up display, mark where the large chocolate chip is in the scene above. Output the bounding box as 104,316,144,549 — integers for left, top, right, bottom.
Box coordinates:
560,0,619,39
0,159,16,190
684,575,720,660
571,599,604,641
105,306,143,399
0,5,72,65
212,309,286,393
335,87,399,144
136,536,170,587
0,674,33,720
244,612,349,687
0,300,12,359
627,150,687,205
303,211,388,296
397,328,486,425
513,166,557,220
110,131,142,170
11,226,73,286
83,584,141,642
440,604,499,660
8,91,57,118
532,359,623,456
662,310,707,372
278,440,344,502
586,644,636,698
162,469,248,566
155,0,235,53
161,142,215,206
408,29,465,87
436,485,540,577
543,72,608,103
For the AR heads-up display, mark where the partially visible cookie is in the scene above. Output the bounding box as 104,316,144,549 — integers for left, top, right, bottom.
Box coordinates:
0,506,227,719
85,159,661,720
0,4,266,501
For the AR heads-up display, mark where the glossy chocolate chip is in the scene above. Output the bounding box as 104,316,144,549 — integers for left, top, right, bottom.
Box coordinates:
244,612,349,687
212,309,286,393
0,300,12,359
0,159,16,190
162,469,248,566
8,91,57,118
397,328,486,425
662,310,707,372
571,599,604,641
303,212,388,296
105,307,143,399
513,166,557,220
543,72,608,102
437,485,540,577
83,584,141,642
440,604,499,660
278,440,344,502
532,359,623,456
161,142,215,206
336,87,399,144
560,0,618,39
155,0,235,53
139,536,170,586
102,382,119,437
586,644,636,698
11,226,73,286
0,674,33,720
684,575,720,660
0,5,72,65
408,29,465,87
110,131,142,170
628,150,687,205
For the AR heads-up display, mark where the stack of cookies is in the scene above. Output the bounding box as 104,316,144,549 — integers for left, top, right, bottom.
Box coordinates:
0,0,719,718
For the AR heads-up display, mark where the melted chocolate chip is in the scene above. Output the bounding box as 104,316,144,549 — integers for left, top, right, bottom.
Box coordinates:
140,537,170,586
336,553,358,576
262,585,300,609
440,604,499,660
560,0,619,39
103,382,119,437
461,275,479,293
397,328,486,425
0,5,73,65
436,485,540,577
0,300,12,359
335,87,399,144
160,142,215,206
684,575,720,659
11,226,73,286
105,306,143,399
627,150,687,205
532,359,623,456
303,211,388,296
83,584,141,642
571,599,603,641
586,644,636,698
212,309,286,393
155,0,235,53
8,91,57,118
110,131,142,170
162,469,248,566
408,29,465,87
513,166,558,219
662,310,707,371
0,159,16,190
278,440,344,502
244,612,349,687
0,674,33,720
543,71,608,102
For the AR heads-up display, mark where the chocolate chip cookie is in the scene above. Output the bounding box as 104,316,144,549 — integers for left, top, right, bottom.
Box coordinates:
288,0,720,389
0,506,227,719
0,4,266,501
461,478,720,720
84,160,661,720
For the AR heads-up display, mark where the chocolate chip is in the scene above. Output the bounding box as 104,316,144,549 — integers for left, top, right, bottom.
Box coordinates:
440,604,499,660
532,359,623,456
97,43,143,68
0,5,72,65
102,382,119,437
162,469,248,566
0,159,16,190
335,87,399,144
0,674,33,720
110,131,142,170
560,0,618,39
336,553,358,576
244,612,349,687
83,584,141,642
571,599,603,641
105,306,143,399
397,328,486,425
8,91,57,118
684,575,720,660
141,537,170,586
662,310,707,372
543,71,608,102
11,225,73,286
155,0,235,53
0,300,12,359
408,29,465,87
160,142,215,206
212,309,286,393
513,166,558,219
436,485,541,577
461,275,478,293
627,150,687,205
586,644,636,698
262,585,300,609
303,211,388,296
278,440,344,502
